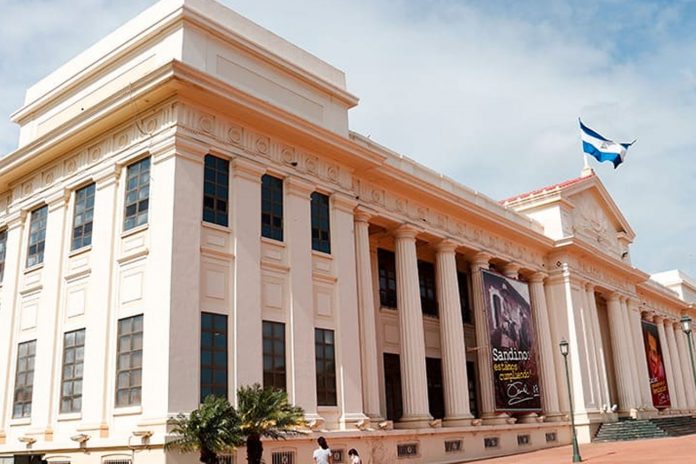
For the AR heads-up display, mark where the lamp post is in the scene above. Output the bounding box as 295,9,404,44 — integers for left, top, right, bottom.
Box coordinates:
560,338,582,463
680,315,696,393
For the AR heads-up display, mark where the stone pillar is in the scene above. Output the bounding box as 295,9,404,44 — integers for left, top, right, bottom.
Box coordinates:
529,272,562,421
470,252,508,424
620,297,643,411
627,303,655,412
665,320,688,411
353,208,383,421
285,177,321,422
655,316,679,412
231,159,265,396
435,240,472,426
394,225,432,428
586,284,611,413
674,322,696,410
332,195,369,427
606,293,636,414
580,282,601,411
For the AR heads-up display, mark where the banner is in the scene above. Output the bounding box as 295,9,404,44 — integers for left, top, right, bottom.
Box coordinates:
482,269,541,412
642,320,671,408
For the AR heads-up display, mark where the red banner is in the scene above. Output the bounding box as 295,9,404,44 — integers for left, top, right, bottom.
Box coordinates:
642,320,671,409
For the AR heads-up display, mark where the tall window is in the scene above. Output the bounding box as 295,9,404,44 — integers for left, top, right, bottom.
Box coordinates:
310,192,331,254
418,261,438,316
383,353,402,421
378,249,397,308
72,183,95,250
426,357,445,420
0,228,7,282
262,321,286,391
457,271,472,324
315,329,337,406
200,312,228,402
123,157,150,231
13,340,36,418
26,205,47,268
261,175,283,241
60,329,85,413
116,315,143,407
203,155,229,227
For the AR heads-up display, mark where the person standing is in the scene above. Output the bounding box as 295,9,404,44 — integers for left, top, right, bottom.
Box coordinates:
313,436,333,464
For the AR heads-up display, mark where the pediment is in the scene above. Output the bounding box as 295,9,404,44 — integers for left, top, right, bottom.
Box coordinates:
563,176,635,258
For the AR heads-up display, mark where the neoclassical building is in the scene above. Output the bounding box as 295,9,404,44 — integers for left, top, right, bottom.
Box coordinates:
0,0,694,463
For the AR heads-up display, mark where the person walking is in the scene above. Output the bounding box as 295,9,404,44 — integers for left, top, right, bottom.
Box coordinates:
348,448,362,464
313,436,333,464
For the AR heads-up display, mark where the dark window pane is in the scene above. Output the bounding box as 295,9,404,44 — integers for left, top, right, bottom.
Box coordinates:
418,261,438,317
202,155,229,227
261,175,283,241
200,312,228,402
378,249,397,308
262,321,286,391
315,328,337,406
13,340,37,418
115,315,143,407
71,183,96,251
310,192,331,254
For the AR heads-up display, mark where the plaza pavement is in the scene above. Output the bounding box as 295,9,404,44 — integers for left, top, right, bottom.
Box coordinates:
469,435,696,463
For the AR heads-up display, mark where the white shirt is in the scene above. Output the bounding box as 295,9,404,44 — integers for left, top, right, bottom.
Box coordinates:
313,448,332,464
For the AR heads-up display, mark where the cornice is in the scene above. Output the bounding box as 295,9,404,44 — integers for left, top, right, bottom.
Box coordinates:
552,237,648,283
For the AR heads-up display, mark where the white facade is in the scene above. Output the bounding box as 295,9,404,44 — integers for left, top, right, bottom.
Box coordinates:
0,1,694,463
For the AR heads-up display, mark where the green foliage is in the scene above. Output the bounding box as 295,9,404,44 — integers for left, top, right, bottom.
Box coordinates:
236,383,306,439
166,396,244,463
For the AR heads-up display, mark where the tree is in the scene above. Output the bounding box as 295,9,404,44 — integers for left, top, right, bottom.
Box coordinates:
236,384,306,464
166,396,244,464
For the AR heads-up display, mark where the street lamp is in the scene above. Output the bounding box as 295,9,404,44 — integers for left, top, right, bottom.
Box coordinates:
560,338,582,463
680,315,696,393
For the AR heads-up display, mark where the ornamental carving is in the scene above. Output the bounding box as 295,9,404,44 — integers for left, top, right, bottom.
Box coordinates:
572,193,621,257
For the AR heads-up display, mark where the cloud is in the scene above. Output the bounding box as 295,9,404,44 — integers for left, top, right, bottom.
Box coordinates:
0,0,694,277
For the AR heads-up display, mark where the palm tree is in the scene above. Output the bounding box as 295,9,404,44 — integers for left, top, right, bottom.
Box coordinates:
166,396,244,464
236,384,306,464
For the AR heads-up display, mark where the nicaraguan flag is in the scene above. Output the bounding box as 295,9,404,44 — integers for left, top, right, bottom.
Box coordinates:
579,119,635,168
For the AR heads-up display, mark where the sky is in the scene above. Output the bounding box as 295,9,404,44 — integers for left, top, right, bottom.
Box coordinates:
0,0,695,279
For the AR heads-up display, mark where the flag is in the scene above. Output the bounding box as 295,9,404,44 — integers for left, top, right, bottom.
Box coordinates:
579,119,635,169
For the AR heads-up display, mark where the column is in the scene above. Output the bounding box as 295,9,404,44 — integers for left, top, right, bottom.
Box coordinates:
606,293,636,414
470,252,508,424
628,303,655,411
579,282,601,411
529,272,562,421
231,159,265,397
435,240,472,426
586,284,611,413
332,195,369,427
394,224,431,428
674,322,696,410
655,316,679,412
664,319,687,411
353,209,383,421
620,297,643,410
285,176,321,422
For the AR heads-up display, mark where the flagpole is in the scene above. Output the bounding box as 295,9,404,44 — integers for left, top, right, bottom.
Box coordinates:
581,153,593,177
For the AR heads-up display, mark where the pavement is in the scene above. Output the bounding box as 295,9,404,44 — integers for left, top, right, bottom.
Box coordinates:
470,435,696,463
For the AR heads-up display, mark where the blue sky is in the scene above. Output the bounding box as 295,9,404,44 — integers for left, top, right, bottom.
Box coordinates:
0,0,694,279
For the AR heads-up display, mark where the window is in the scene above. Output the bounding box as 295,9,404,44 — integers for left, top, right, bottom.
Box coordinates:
261,175,283,241
315,329,337,406
418,261,438,316
123,158,150,231
378,249,397,308
203,155,229,227
262,321,286,391
310,192,331,253
26,205,47,268
13,340,36,418
0,228,7,282
426,357,445,420
71,183,95,250
116,315,143,407
200,312,228,402
60,329,85,413
383,353,402,421
458,271,472,324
